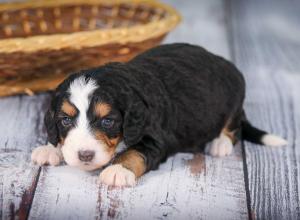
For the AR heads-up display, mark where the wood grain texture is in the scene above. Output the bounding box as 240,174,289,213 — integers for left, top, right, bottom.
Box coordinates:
95,148,247,220
228,0,300,219
0,94,49,219
29,149,248,220
28,0,248,219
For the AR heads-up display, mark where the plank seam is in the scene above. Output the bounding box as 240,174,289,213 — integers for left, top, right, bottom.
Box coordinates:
223,0,252,219
241,141,253,220
19,167,42,220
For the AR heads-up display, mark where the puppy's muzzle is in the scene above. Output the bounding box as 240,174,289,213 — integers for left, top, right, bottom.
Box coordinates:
78,150,95,162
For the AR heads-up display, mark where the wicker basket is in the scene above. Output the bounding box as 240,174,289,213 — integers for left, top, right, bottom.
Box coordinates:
0,0,181,96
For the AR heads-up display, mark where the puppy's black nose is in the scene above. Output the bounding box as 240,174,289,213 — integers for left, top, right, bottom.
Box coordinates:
78,150,95,162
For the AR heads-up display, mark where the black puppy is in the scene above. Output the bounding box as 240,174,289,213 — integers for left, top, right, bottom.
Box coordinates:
31,43,287,186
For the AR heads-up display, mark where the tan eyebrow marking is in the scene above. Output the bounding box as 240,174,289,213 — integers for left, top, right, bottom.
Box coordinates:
61,100,77,117
94,103,111,118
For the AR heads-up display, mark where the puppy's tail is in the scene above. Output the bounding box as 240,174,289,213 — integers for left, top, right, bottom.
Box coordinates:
241,115,287,147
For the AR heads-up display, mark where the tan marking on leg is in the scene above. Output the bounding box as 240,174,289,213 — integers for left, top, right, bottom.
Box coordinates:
113,149,146,178
222,127,238,144
94,103,111,118
59,137,65,145
61,100,77,117
222,117,239,144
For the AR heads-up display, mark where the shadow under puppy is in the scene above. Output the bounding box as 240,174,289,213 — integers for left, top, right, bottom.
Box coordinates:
31,43,287,187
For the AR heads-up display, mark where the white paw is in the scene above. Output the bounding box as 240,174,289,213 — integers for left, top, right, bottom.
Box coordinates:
205,134,233,157
99,164,136,187
31,144,63,166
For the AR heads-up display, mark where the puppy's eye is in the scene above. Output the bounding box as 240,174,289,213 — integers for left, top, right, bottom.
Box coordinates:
61,116,72,127
101,118,114,129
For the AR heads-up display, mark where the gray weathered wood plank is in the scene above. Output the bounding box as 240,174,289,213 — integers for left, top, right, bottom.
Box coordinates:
0,94,49,219
28,0,249,219
229,0,300,219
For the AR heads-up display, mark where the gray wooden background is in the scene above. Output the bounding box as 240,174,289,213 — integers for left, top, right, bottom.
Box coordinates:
1,0,300,219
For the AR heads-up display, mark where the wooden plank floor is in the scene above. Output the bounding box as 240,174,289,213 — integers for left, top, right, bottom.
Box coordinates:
0,0,299,219
229,0,300,219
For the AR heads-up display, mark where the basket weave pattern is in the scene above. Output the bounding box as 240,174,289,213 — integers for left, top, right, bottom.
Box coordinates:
0,0,180,96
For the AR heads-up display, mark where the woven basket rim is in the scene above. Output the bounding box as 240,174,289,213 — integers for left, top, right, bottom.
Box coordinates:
0,0,181,53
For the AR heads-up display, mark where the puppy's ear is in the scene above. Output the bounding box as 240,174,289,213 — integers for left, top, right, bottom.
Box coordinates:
123,98,148,146
44,95,59,146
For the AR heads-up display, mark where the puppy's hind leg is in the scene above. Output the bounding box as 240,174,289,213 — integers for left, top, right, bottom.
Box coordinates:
205,132,234,157
205,117,240,157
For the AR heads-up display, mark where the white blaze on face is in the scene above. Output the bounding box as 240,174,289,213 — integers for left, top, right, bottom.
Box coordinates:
61,77,113,171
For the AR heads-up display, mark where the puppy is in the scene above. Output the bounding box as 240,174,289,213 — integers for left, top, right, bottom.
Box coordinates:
31,43,287,186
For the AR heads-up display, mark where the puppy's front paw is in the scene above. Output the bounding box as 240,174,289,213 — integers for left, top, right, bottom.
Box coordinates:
31,144,63,166
99,164,136,187
205,134,233,157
